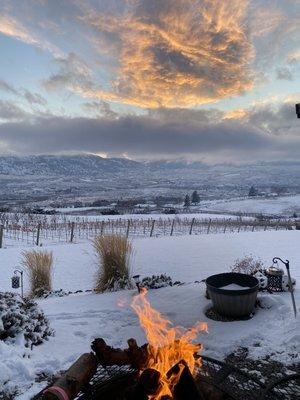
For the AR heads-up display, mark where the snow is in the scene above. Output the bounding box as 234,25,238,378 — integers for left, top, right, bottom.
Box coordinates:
219,283,250,290
203,194,300,216
0,230,299,398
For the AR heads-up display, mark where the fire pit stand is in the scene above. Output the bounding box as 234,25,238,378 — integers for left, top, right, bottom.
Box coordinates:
71,356,299,400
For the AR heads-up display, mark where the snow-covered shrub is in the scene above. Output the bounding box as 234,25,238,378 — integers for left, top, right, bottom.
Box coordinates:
141,274,181,289
102,273,134,292
38,289,69,299
93,234,134,293
21,250,53,297
0,292,53,348
231,256,264,275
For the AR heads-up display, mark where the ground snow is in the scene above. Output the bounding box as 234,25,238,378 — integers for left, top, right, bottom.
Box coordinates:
0,230,299,398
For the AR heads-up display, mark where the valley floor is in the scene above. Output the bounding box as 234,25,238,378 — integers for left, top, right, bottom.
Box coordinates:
0,231,299,399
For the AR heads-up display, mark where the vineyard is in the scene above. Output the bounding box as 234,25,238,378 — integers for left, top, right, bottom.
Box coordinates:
0,212,295,248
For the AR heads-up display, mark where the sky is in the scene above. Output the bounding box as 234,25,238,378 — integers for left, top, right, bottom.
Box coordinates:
0,0,299,163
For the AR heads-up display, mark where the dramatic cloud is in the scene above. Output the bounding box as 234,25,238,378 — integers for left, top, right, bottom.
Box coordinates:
0,102,299,163
81,0,254,107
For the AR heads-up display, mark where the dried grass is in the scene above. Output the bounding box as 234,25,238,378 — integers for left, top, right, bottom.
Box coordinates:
93,234,133,293
21,250,53,297
231,255,264,275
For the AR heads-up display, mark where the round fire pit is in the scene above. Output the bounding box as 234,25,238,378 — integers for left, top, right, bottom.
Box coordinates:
206,272,259,318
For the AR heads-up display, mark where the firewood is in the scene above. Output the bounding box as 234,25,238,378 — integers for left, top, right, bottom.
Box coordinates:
91,337,148,369
167,360,205,400
139,368,161,395
42,353,97,400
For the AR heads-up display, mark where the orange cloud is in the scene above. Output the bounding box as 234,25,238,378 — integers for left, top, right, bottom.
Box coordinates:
81,0,255,108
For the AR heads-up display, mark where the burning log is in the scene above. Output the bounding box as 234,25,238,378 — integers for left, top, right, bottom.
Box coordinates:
42,353,97,400
91,337,149,369
167,361,205,400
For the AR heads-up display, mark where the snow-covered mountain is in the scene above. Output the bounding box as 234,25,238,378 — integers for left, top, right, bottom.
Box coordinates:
0,155,299,207
0,154,142,176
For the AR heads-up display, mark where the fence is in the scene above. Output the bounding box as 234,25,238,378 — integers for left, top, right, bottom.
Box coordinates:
0,214,295,248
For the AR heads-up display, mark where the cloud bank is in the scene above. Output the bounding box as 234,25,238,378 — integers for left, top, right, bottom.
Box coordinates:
0,102,299,163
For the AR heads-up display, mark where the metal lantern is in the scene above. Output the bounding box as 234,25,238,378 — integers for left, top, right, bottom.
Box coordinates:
266,265,284,292
11,269,24,298
11,275,20,289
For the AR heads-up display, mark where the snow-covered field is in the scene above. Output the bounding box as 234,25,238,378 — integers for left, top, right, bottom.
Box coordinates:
203,194,300,216
0,231,299,399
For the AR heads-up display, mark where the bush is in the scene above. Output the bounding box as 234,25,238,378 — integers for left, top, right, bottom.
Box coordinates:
0,292,53,348
93,234,134,293
231,255,264,275
21,250,53,297
141,274,177,289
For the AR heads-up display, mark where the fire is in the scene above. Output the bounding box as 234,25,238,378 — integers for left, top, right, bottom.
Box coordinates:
131,288,208,399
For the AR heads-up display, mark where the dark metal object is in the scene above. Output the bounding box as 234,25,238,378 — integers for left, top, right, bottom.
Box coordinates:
69,356,300,400
206,273,259,318
296,103,300,118
12,269,24,298
266,274,283,292
132,275,141,293
273,257,297,317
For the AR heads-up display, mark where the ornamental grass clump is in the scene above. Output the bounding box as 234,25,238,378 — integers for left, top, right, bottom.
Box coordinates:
93,234,134,293
22,250,53,298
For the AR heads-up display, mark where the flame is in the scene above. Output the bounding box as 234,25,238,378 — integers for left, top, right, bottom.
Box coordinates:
131,288,208,399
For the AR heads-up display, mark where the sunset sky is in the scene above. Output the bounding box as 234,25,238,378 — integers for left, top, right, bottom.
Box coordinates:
0,0,299,163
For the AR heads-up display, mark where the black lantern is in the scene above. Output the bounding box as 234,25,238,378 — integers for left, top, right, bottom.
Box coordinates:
11,275,20,289
11,269,24,298
265,265,284,292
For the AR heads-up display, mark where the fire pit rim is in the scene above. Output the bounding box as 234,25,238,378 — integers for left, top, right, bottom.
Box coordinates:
206,272,259,296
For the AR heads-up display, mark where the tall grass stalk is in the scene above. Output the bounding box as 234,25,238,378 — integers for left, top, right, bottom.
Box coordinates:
22,250,53,297
93,234,133,293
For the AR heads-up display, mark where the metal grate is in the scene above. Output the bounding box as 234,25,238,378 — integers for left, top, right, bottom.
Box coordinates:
73,356,300,400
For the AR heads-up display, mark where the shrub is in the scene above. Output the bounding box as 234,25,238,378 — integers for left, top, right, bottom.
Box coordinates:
230,255,264,275
141,274,182,289
93,234,134,293
21,250,53,298
0,292,53,348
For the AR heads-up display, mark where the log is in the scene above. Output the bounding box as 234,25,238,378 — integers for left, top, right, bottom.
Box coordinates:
91,338,149,369
167,360,205,400
42,353,97,400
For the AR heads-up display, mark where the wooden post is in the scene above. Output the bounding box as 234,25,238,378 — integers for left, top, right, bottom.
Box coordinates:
36,224,41,246
70,222,75,243
0,225,3,248
126,219,130,237
189,218,195,235
150,220,155,237
170,219,175,236
207,218,211,234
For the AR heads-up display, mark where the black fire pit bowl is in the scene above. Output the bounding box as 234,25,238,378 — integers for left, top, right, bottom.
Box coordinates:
206,272,259,318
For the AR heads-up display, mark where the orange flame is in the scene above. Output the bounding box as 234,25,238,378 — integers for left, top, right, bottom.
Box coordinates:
131,288,208,399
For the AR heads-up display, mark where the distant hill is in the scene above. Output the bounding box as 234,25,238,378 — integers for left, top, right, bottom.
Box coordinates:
0,154,142,176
